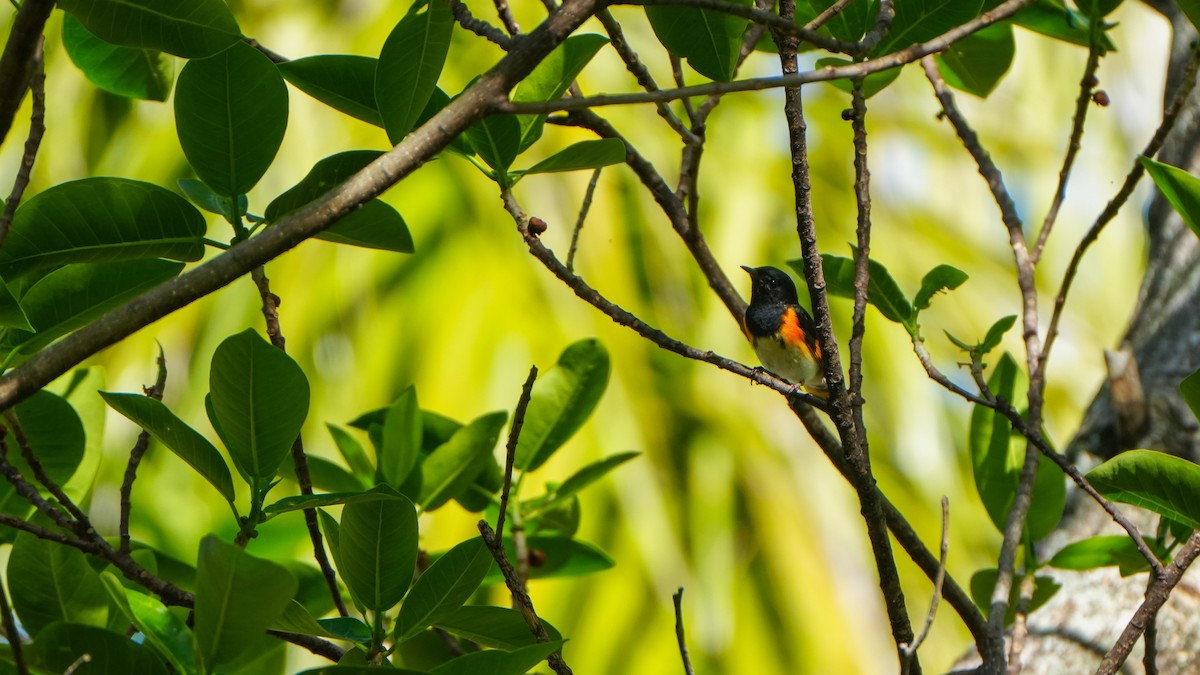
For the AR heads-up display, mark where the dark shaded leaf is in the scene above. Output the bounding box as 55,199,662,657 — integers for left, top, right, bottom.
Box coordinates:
434,605,561,650
914,264,969,310
62,14,173,101
935,23,1015,97
645,0,750,82
280,55,382,126
376,0,454,144
58,0,241,58
336,493,419,611
32,622,167,674
9,532,108,636
395,538,494,642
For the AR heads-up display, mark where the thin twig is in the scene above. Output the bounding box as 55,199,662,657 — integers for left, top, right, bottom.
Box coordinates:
0,566,24,675
805,0,855,31
1096,533,1200,674
250,267,348,617
1039,44,1200,384
673,588,695,675
0,0,54,146
857,0,895,54
847,77,871,408
0,37,43,248
497,366,538,541
119,347,168,554
566,169,602,272
1032,48,1101,262
1144,570,1159,675
901,496,949,673
493,0,522,36
5,410,92,528
447,0,514,48
629,0,855,53
501,0,1038,115
478,520,573,675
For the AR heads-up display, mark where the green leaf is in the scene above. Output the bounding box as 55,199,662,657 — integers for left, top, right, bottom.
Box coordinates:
874,0,983,54
815,58,901,98
1009,0,1116,50
968,570,1061,626
101,391,235,503
263,484,403,517
265,150,414,253
318,617,373,643
1048,535,1155,576
1075,0,1124,16
328,423,375,478
101,573,197,675
464,114,522,178
284,454,366,493
3,259,184,361
814,254,915,326
935,23,1015,98
914,264,969,311
194,535,298,671
376,0,454,144
0,391,86,515
968,353,1065,539
979,315,1017,355
1182,368,1200,422
433,606,561,650
395,538,494,642
279,55,382,127
31,622,168,674
1181,0,1200,33
811,0,876,41
515,139,625,179
428,641,563,675
336,493,419,611
645,0,751,82
512,34,609,151
0,276,31,331
420,411,508,510
175,41,289,197
482,536,614,584
1087,449,1200,530
515,339,610,472
209,329,310,483
62,14,173,101
57,0,241,58
1,177,205,279
178,179,248,223
8,531,108,636
379,386,422,486
529,451,639,517
1141,157,1200,240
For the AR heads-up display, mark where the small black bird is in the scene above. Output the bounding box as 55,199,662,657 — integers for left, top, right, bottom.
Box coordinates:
741,265,828,397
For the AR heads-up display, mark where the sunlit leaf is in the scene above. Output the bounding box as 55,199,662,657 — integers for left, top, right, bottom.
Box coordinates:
1141,157,1200,240
815,254,914,326
420,411,507,510
376,0,454,144
380,386,422,486
1087,449,1200,530
914,264,969,310
935,23,1015,98
515,139,625,179
512,33,609,150
645,0,751,82
395,538,494,642
1048,534,1156,576
515,339,610,471
968,569,1061,626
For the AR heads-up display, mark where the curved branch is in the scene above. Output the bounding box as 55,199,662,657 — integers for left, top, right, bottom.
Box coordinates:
0,0,53,146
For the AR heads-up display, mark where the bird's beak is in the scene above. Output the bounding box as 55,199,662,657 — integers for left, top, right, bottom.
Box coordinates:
740,265,755,278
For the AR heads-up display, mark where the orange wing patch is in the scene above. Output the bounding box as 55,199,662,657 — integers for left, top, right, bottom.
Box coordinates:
779,308,817,359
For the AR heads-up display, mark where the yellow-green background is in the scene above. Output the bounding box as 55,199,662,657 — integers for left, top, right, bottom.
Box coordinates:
0,1,1168,672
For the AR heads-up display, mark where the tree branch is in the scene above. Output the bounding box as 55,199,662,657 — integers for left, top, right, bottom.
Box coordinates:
0,35,43,248
119,347,168,555
0,0,53,146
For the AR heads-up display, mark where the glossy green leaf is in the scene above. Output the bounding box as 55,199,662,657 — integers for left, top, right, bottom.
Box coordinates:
1181,368,1200,422
0,276,31,331
336,493,419,611
512,33,609,151
434,605,561,650
395,538,494,642
101,391,235,502
8,531,108,636
318,617,373,643
482,536,614,584
279,55,382,126
62,14,173,101
282,454,365,493
464,114,522,178
515,139,625,178
874,0,983,54
428,641,563,675
179,179,248,223
645,0,751,82
31,622,168,675
264,484,403,517
815,58,901,98
101,573,197,675
1,177,205,279
935,23,1015,98
379,386,422,486
1009,0,1116,50
914,264,969,310
524,493,580,537
969,353,1065,539
265,150,414,253
376,0,454,144
814,254,915,326
209,329,310,483
515,339,610,471
272,600,337,640
1181,0,1200,33
175,41,288,197
810,0,876,41
0,391,86,515
1087,449,1200,530
1141,157,1200,240
57,0,241,58
1048,535,1155,576
968,570,1061,626
194,535,298,671
328,423,374,479
420,411,507,510
979,315,1018,354
530,451,639,517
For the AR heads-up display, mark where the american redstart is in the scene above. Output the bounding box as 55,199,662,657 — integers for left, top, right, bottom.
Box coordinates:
741,265,829,398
